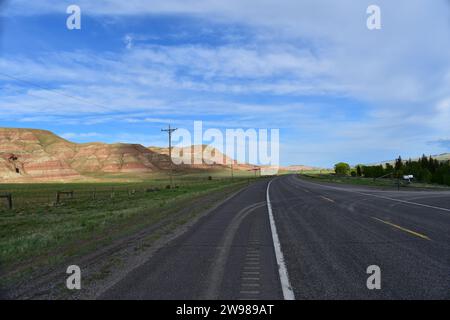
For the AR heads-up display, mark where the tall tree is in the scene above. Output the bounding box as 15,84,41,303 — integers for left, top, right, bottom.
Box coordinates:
356,165,362,177
334,162,351,176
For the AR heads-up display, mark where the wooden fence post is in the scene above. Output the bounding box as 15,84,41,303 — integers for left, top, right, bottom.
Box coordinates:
55,191,74,204
1,193,13,209
8,194,12,209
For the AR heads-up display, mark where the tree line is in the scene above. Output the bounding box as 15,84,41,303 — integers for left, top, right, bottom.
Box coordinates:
334,155,450,186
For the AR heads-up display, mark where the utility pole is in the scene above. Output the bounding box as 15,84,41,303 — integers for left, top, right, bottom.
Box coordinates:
231,162,234,181
248,167,260,178
395,156,401,191
162,124,178,188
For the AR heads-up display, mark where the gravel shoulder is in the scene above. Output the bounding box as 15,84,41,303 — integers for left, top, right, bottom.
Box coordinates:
3,181,249,300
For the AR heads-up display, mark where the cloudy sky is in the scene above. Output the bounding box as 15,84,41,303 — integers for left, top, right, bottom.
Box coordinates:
0,0,449,167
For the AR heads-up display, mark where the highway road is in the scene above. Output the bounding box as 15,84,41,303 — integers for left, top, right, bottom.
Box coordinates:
100,175,450,300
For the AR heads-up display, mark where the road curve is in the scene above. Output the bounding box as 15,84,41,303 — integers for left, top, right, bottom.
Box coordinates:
100,175,450,300
271,175,450,299
100,179,283,300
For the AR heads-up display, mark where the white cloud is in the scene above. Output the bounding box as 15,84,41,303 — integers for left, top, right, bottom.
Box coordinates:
1,0,450,165
123,34,133,49
60,132,103,139
437,98,450,112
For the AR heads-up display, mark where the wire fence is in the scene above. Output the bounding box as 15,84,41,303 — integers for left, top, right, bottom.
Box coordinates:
0,176,253,213
0,186,153,211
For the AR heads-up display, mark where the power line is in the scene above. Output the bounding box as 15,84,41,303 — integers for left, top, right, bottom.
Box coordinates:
0,71,112,111
161,124,178,188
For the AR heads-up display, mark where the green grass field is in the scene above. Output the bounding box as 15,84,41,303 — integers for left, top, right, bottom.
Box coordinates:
0,172,256,285
301,173,450,189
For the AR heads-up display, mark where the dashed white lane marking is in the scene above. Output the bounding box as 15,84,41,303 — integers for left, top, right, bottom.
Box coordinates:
240,290,260,295
267,179,296,300
295,176,450,214
320,195,335,203
242,283,260,287
240,239,263,299
357,191,450,213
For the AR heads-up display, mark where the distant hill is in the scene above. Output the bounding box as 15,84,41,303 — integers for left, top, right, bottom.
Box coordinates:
279,165,321,172
0,128,254,182
432,153,450,161
148,145,254,171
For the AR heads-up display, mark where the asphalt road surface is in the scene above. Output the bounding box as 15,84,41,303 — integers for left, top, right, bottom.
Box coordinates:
100,175,450,300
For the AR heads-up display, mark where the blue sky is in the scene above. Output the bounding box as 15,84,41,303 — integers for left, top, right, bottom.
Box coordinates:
0,0,450,167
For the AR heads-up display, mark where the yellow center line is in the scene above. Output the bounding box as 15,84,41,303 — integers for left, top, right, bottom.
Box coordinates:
371,217,431,241
320,196,335,203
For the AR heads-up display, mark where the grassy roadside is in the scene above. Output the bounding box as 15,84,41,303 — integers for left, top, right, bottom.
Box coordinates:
0,177,253,287
300,173,450,190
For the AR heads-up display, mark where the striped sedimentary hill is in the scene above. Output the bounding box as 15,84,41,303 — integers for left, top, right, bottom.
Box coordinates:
0,128,253,182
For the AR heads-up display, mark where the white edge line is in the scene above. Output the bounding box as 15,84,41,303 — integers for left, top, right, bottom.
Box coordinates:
357,191,450,213
267,179,295,300
296,176,450,214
